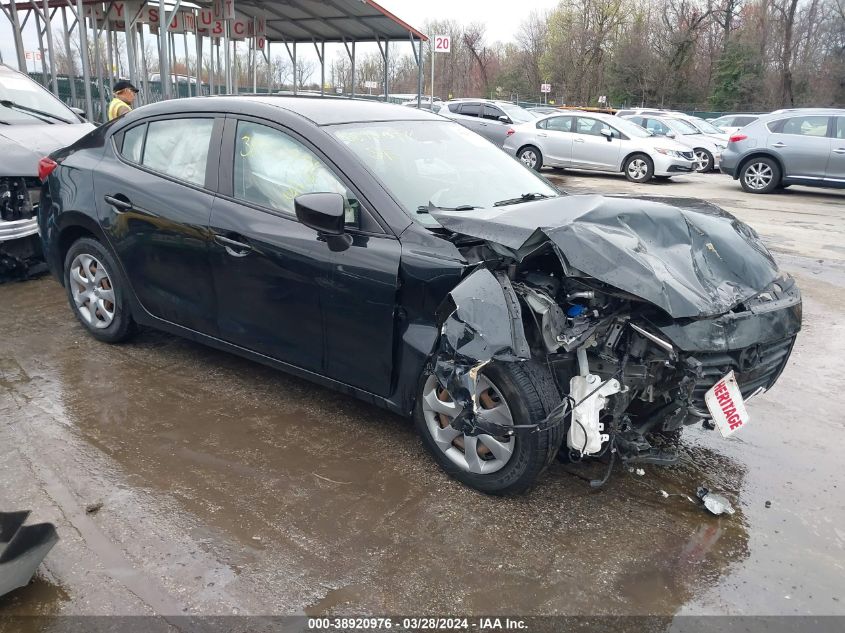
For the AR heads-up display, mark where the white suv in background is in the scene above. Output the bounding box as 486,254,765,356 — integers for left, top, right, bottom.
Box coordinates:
504,111,696,183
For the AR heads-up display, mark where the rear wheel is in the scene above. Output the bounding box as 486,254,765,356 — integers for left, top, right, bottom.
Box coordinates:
740,157,780,193
63,237,135,343
518,146,543,171
692,148,714,173
624,154,654,183
414,361,563,495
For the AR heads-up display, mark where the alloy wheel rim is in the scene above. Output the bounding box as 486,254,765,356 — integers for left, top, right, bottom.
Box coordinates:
421,374,516,474
745,162,773,190
694,150,710,172
69,253,116,329
628,159,648,180
520,150,537,168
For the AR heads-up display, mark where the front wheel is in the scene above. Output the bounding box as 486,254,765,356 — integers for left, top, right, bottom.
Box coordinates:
624,154,654,183
63,237,135,343
518,146,543,171
414,361,563,495
740,157,781,193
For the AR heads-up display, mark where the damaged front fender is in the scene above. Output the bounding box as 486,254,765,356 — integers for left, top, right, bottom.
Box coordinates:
433,268,531,436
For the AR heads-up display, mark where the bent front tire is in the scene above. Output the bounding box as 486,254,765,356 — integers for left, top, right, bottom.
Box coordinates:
63,237,136,344
414,361,563,495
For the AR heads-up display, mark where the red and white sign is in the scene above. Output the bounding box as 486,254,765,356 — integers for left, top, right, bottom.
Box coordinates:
434,35,451,53
540,83,551,93
705,371,750,438
213,0,236,20
25,51,43,61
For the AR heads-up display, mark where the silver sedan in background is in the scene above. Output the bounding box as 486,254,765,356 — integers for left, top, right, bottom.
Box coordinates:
621,114,727,172
503,111,696,183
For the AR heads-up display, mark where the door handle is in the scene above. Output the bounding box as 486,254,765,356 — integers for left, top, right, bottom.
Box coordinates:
833,148,845,154
103,194,132,212
537,133,548,137
214,234,253,257
771,142,786,148
573,138,585,143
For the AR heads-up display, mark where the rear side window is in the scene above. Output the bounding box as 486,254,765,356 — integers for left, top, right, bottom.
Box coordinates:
545,116,572,132
769,116,830,137
459,103,480,117
628,116,644,127
734,116,756,126
836,117,845,139
643,118,670,135
142,118,214,185
447,103,460,113
120,123,145,163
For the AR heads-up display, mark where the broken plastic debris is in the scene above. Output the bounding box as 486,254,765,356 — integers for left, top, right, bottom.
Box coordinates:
697,486,736,516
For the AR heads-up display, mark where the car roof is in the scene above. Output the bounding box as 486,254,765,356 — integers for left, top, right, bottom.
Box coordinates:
124,94,441,126
763,107,844,117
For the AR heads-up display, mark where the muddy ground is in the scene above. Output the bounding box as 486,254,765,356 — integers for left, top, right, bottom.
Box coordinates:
1,171,843,623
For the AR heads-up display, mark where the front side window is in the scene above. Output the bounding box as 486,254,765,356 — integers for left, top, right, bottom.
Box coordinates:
734,116,757,126
142,118,214,185
773,115,830,137
482,105,504,121
835,117,845,140
575,117,605,136
233,121,358,223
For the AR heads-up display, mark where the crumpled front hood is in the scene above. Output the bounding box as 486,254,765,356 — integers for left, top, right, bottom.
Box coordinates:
0,122,94,176
430,194,780,319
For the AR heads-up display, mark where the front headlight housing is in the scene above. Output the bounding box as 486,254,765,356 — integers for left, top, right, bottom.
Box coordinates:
654,148,684,158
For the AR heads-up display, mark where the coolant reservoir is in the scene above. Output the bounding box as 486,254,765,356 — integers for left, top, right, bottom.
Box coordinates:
567,374,622,455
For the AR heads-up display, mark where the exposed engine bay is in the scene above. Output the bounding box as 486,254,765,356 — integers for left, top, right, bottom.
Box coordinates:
0,176,44,281
429,194,802,484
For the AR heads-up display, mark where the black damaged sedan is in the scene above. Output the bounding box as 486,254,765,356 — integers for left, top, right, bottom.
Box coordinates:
39,96,801,495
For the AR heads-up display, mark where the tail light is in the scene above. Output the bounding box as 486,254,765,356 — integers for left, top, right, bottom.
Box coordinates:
728,134,747,144
38,157,58,181
506,128,515,137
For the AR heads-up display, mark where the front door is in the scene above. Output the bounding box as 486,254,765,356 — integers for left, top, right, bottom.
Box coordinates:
209,117,401,394
826,116,845,182
570,116,621,170
768,114,833,179
538,115,574,166
94,115,221,335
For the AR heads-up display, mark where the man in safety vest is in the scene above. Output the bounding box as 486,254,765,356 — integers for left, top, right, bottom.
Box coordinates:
108,80,138,120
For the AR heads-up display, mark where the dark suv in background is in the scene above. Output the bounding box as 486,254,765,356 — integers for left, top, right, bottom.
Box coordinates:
721,108,845,193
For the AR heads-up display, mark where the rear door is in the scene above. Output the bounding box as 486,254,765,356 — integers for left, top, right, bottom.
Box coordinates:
537,115,574,166
455,102,483,136
95,115,221,335
767,115,833,179
570,116,621,170
209,117,402,394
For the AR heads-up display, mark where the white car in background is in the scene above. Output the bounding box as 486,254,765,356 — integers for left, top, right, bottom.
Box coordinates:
622,114,727,173
504,111,696,183
709,114,761,136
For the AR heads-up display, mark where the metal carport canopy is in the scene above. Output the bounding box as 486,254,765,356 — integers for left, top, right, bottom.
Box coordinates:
230,0,427,44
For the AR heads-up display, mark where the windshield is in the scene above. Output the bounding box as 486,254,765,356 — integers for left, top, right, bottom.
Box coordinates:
0,69,75,123
330,120,559,225
612,117,653,138
499,103,534,124
668,118,701,135
682,117,722,134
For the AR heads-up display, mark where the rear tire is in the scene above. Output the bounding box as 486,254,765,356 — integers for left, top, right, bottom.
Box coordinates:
63,237,135,344
414,361,563,495
739,157,780,194
693,148,714,173
518,146,543,171
624,154,654,183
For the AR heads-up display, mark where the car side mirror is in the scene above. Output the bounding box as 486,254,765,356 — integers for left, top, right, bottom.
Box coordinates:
600,127,614,140
666,131,676,139
295,192,351,252
498,115,512,124
69,106,86,120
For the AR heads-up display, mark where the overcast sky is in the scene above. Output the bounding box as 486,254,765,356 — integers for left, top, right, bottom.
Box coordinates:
0,1,560,76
